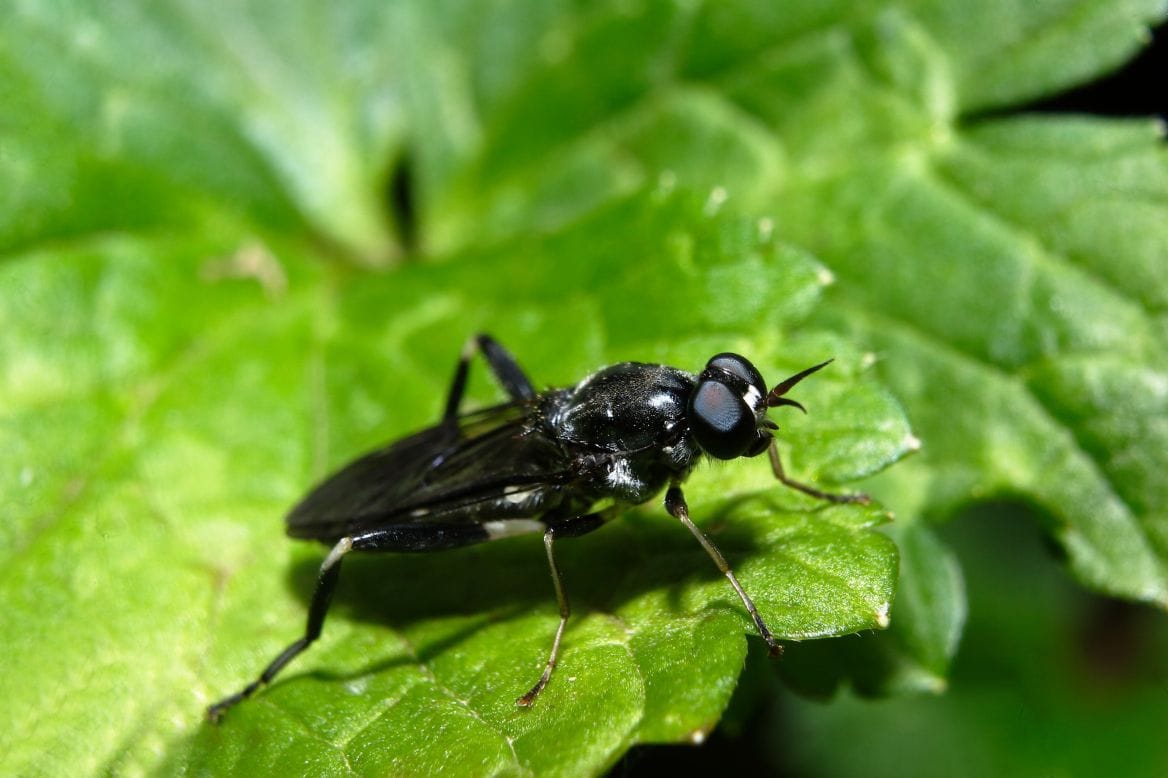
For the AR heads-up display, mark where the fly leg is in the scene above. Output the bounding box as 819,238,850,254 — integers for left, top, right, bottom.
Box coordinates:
207,520,519,723
516,529,569,708
207,536,353,723
665,486,783,657
517,510,610,707
767,441,870,505
445,333,536,420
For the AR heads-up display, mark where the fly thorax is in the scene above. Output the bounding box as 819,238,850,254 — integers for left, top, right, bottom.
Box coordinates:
551,363,695,453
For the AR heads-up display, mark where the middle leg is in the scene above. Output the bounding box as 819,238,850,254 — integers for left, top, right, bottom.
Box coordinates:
516,528,569,707
665,485,782,656
516,510,612,707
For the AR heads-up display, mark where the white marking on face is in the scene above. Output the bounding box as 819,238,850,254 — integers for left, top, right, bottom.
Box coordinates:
483,519,545,540
743,384,763,410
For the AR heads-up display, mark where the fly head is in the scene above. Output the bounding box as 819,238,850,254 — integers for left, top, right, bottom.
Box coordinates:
689,353,772,460
689,354,835,460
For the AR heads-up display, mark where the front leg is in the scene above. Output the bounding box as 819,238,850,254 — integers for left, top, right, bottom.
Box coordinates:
767,441,870,505
665,486,782,656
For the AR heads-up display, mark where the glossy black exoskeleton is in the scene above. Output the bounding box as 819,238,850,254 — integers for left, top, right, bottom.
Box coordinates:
207,334,867,722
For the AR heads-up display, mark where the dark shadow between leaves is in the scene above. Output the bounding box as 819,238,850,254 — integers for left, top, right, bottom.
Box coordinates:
385,151,418,257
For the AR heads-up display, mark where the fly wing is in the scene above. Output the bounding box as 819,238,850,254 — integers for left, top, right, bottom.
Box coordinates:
285,401,573,543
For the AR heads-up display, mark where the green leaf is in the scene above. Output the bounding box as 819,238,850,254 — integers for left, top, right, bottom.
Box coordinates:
797,115,1168,608
776,515,966,698
3,0,1166,773
0,194,907,776
417,0,1168,675
775,505,1168,778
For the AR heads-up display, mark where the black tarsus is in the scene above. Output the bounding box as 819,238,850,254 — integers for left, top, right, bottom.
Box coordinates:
207,538,349,722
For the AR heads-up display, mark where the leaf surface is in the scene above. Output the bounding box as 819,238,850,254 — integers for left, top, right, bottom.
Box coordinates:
2,0,1165,774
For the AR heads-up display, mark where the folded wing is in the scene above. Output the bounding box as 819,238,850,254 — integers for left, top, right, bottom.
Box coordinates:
285,402,574,544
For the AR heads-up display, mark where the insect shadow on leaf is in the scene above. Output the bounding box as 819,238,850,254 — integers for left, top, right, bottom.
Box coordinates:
280,502,788,684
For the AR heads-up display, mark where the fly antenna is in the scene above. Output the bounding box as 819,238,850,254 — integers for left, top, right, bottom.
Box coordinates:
766,359,833,413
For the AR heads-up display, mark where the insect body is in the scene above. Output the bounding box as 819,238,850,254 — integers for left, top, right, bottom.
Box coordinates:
207,334,866,722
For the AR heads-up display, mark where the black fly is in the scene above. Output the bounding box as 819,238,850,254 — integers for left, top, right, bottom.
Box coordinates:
207,334,867,722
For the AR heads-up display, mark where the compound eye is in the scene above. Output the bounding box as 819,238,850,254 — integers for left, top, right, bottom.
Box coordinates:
689,380,756,460
706,353,767,404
